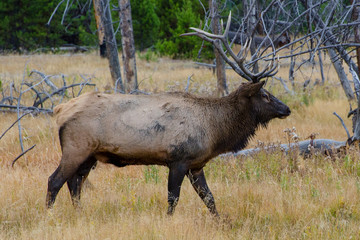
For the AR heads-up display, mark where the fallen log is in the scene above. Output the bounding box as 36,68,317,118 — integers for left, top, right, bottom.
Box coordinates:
233,139,347,157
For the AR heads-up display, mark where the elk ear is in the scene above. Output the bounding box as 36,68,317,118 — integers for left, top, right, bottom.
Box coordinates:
243,81,265,97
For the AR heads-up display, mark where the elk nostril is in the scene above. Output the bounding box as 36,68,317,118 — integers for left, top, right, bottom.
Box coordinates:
280,107,291,118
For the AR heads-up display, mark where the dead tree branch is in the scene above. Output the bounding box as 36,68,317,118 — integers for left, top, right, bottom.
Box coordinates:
333,112,351,139
0,111,33,140
11,144,36,167
185,74,194,92
0,70,96,113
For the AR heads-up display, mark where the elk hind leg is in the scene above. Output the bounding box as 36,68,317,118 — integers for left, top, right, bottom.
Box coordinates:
46,151,91,208
67,155,97,206
46,164,76,208
187,168,219,216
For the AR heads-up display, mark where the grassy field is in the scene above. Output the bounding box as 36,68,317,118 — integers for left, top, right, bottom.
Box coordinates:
1,52,360,239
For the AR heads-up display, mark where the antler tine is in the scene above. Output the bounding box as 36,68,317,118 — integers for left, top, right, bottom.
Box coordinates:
233,38,264,81
181,11,232,40
263,56,279,77
223,11,232,38
237,50,278,83
217,11,248,65
255,56,279,79
237,38,252,63
186,27,224,39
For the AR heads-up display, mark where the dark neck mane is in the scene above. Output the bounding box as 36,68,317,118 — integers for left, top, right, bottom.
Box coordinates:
212,96,260,154
179,86,270,154
193,87,266,154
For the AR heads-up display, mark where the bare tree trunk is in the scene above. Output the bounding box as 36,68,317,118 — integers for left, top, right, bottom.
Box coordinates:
98,0,123,90
288,37,296,89
352,0,360,75
351,0,360,141
209,0,228,97
350,66,360,140
318,50,325,85
118,0,137,93
326,43,354,101
93,0,106,58
245,0,259,73
289,55,295,88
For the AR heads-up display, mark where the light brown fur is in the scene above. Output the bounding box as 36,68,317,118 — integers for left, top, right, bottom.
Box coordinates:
56,91,215,168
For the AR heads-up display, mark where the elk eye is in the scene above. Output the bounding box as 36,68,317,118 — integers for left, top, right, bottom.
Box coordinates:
262,93,270,102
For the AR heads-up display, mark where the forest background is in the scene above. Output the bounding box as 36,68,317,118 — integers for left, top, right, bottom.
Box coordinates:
0,0,215,58
0,0,319,59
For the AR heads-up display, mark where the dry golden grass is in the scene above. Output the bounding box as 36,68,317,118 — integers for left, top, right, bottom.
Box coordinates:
1,51,360,239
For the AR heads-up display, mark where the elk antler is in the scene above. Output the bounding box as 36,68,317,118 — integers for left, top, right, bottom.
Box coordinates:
181,11,278,83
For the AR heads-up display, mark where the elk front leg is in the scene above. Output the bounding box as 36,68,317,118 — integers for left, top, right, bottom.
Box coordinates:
167,163,188,215
187,168,219,216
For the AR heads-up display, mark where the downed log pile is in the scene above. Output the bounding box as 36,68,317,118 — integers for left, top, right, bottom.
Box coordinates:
0,69,96,166
233,139,348,158
231,112,355,159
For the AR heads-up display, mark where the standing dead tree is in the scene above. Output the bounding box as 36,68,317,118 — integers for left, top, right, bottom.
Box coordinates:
209,0,228,96
297,0,358,97
97,0,123,89
352,0,360,74
244,0,259,73
294,0,360,142
93,0,107,58
118,0,138,93
49,0,125,90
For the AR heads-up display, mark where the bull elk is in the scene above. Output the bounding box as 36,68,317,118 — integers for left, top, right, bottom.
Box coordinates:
46,13,291,216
